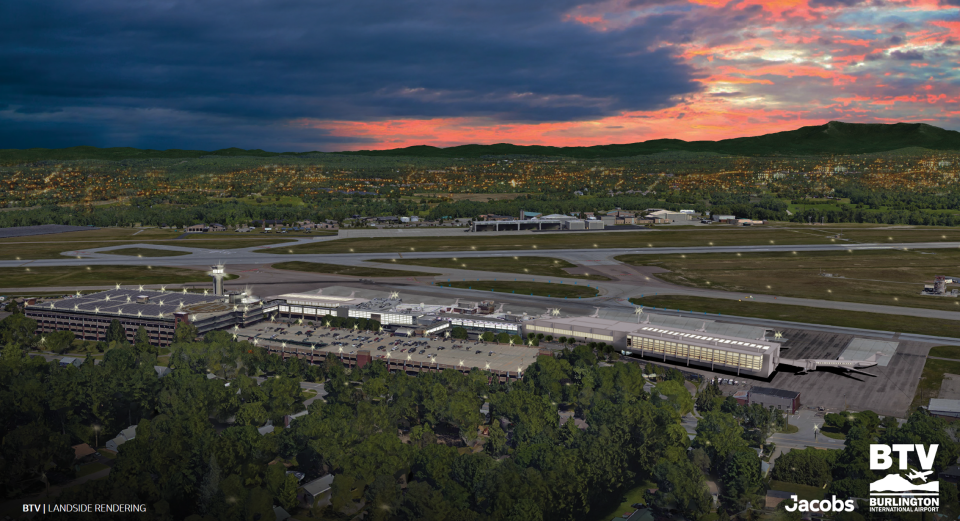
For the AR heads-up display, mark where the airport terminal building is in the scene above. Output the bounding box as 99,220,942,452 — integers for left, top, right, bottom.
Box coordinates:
523,316,781,377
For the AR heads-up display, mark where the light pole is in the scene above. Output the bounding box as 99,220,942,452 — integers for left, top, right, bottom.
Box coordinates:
92,424,101,449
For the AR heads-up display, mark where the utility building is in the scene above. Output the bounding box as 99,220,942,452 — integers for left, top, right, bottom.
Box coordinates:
746,387,801,414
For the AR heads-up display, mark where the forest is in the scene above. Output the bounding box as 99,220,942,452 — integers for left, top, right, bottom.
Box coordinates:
3,306,959,520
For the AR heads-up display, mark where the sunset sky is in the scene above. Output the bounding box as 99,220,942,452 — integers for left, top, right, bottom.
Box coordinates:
1,0,957,151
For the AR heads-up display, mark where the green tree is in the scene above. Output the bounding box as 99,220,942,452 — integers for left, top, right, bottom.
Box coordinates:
654,380,694,416
694,410,749,471
506,498,543,521
43,329,75,354
105,319,127,344
236,402,268,427
451,326,468,340
245,486,276,521
487,420,507,456
771,448,833,486
0,313,38,347
652,455,711,518
721,449,761,505
174,321,199,344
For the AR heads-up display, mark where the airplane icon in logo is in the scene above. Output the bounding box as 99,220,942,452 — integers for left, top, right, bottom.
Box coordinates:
906,469,934,482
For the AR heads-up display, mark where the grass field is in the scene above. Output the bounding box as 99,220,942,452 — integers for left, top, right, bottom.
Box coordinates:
589,480,655,521
629,295,960,339
0,228,296,259
912,357,960,408
103,247,191,257
151,238,298,248
819,427,846,440
617,248,960,312
258,225,960,255
768,480,826,502
436,280,598,298
0,228,182,243
781,424,799,434
271,261,434,278
0,265,221,288
928,345,960,359
378,256,611,280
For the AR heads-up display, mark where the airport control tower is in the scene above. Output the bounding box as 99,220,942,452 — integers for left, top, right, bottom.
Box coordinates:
211,263,226,295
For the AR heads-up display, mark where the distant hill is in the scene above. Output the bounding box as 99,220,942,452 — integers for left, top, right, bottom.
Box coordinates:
340,122,960,158
2,122,958,162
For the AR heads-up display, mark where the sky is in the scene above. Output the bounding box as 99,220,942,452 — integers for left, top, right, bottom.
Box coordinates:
1,0,957,152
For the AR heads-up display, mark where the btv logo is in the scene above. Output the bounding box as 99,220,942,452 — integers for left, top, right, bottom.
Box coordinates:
868,444,939,513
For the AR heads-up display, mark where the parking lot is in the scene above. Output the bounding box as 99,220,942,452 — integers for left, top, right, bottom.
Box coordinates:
235,322,540,374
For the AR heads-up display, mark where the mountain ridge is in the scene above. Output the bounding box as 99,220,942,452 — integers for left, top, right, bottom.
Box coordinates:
340,121,960,158
1,121,958,162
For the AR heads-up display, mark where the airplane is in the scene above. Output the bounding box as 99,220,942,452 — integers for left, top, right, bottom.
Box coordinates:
779,352,883,377
907,469,934,482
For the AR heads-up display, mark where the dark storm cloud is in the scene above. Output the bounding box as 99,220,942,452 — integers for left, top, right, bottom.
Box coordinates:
0,0,699,149
890,49,924,60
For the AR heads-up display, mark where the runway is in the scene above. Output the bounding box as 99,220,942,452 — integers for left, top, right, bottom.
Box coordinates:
4,239,960,334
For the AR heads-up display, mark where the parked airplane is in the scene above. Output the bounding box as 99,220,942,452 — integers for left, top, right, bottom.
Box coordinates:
779,352,883,376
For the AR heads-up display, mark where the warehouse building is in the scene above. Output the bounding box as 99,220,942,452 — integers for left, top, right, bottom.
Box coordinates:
26,288,270,347
646,210,695,223
470,218,564,232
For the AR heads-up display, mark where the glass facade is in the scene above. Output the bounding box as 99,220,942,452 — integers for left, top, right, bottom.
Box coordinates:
525,324,614,342
627,335,763,372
